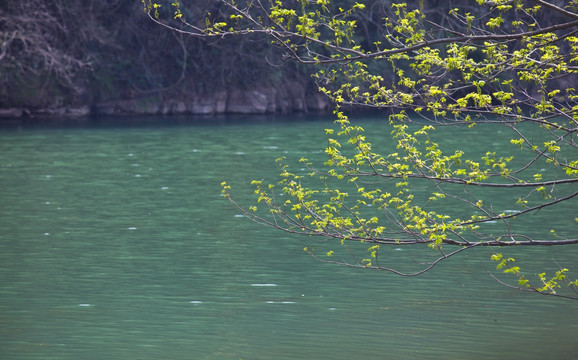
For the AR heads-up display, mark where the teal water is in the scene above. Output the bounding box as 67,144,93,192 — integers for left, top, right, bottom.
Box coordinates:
0,115,576,360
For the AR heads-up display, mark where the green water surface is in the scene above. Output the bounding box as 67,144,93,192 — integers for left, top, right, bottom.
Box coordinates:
0,115,576,360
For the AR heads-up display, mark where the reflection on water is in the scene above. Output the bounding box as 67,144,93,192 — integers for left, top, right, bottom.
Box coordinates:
0,116,576,360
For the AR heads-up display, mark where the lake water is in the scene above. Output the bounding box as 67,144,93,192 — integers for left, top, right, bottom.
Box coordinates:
0,115,576,360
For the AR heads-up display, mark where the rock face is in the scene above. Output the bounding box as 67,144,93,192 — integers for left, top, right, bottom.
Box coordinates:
0,83,330,119
227,89,271,114
0,108,25,118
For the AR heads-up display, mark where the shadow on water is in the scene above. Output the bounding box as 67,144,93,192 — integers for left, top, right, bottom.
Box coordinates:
0,113,340,131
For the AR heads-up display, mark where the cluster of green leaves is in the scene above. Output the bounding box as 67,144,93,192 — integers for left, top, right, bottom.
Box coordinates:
491,253,578,298
147,0,578,298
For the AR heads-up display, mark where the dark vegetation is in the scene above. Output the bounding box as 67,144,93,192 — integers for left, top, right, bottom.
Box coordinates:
0,0,572,114
0,0,309,114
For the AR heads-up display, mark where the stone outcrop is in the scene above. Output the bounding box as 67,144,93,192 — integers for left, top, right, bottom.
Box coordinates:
0,83,330,119
0,108,25,118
